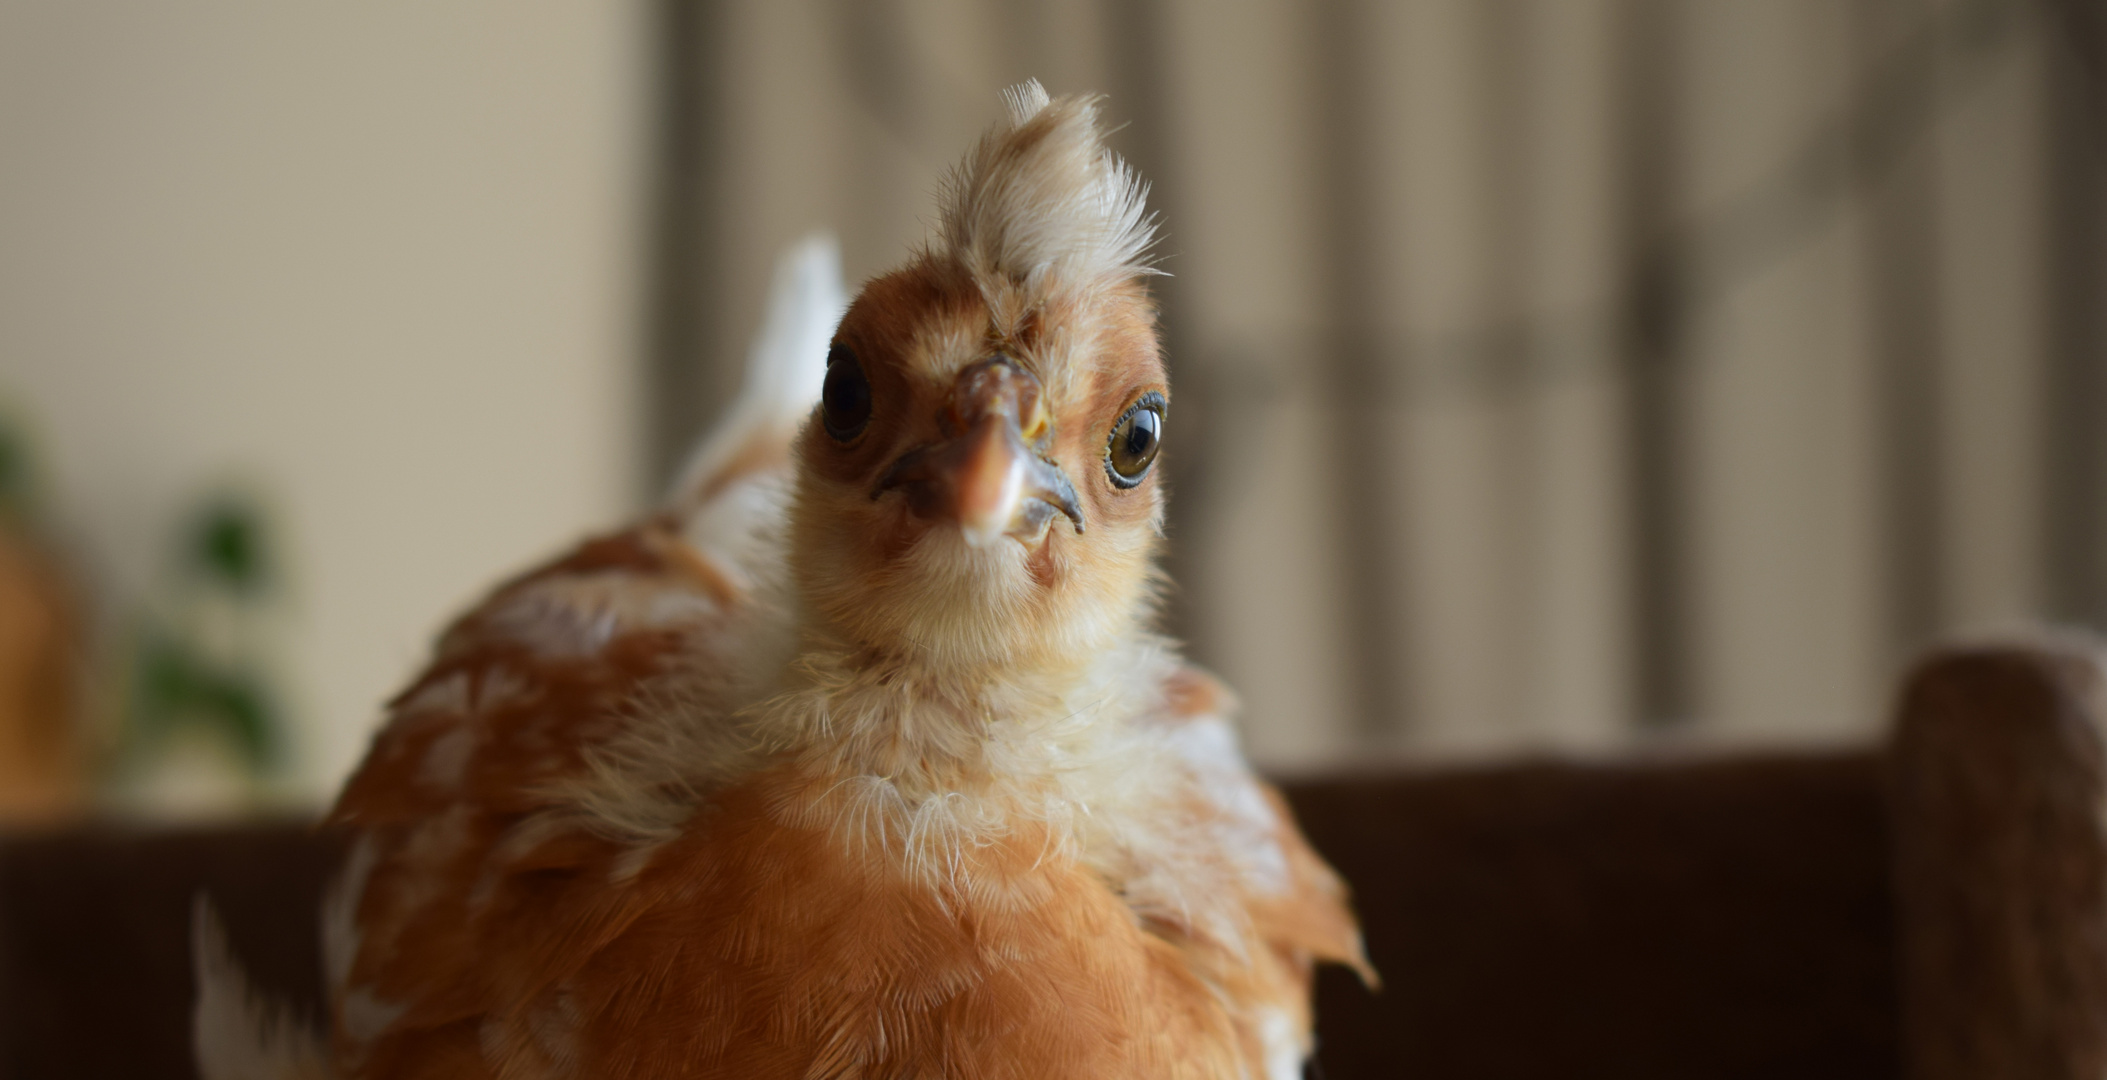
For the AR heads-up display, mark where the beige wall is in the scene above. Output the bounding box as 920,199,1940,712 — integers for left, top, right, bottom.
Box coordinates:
0,2,650,799
0,0,2067,796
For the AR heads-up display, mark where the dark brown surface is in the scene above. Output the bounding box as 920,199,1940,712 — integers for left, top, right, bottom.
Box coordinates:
11,637,2107,1080
1890,640,2107,1080
0,821,342,1080
0,765,1902,1080
1285,753,1899,1080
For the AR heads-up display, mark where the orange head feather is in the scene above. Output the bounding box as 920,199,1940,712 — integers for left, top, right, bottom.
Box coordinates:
787,83,1167,681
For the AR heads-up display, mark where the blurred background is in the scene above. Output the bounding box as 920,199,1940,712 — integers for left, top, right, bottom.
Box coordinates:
0,0,2099,817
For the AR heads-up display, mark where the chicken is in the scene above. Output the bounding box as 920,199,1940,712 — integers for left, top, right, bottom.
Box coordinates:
196,82,1369,1080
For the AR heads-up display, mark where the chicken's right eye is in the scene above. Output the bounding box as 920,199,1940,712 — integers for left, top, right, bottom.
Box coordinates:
822,344,872,441
1105,393,1165,488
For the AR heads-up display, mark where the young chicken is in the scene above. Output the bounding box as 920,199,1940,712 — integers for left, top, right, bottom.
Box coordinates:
197,82,1368,1080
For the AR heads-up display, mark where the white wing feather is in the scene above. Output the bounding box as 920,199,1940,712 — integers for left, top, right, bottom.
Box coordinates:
668,233,847,512
192,898,332,1080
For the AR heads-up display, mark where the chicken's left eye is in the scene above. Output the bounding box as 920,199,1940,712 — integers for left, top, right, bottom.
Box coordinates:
1105,393,1165,488
822,343,872,441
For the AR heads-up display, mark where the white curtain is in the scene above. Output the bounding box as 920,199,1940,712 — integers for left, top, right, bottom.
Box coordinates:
654,0,2107,770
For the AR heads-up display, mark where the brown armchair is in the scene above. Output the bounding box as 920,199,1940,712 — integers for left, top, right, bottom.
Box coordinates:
1,637,2099,1079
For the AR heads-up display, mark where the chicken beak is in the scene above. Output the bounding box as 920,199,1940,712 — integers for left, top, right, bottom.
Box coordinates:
952,412,1034,545
876,356,1085,546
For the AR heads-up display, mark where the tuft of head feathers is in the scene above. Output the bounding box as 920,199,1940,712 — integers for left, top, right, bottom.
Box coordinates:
937,81,1159,309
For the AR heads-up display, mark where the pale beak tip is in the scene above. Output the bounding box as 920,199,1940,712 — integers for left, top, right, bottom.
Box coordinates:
959,519,1008,547
956,439,1028,547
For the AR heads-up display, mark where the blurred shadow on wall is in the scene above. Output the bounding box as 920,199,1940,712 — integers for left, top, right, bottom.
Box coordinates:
649,0,2107,769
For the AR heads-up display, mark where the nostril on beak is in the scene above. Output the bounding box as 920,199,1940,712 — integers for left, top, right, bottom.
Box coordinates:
949,355,1040,434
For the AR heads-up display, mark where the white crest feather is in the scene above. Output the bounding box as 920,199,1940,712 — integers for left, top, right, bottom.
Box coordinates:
1001,80,1052,124
939,80,1160,304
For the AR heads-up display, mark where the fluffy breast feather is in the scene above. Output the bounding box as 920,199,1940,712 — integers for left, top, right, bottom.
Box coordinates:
323,484,1363,1080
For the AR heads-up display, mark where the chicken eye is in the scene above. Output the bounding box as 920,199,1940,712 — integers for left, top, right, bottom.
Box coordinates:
1105,394,1164,488
821,343,871,441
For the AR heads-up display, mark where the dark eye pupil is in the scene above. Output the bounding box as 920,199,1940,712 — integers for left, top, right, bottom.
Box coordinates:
1124,416,1156,458
1106,403,1162,487
821,344,871,441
